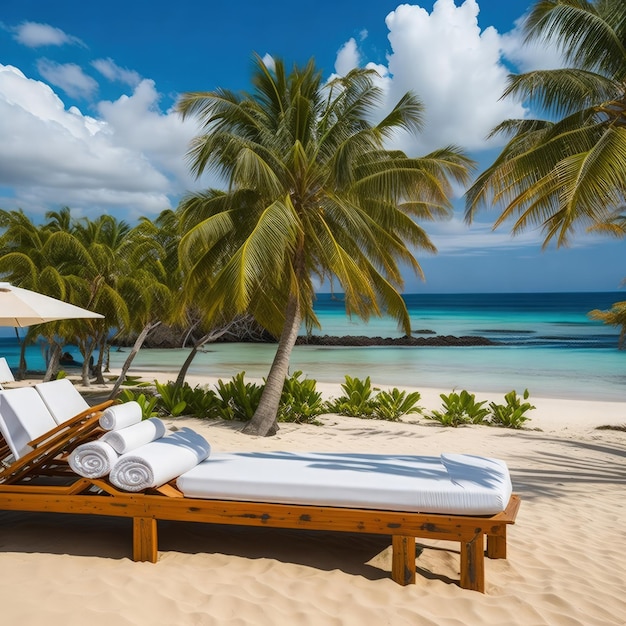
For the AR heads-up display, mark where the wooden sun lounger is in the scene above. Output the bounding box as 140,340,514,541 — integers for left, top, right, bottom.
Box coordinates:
0,387,520,592
0,448,519,592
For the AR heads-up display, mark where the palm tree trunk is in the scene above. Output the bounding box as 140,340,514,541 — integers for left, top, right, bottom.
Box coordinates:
108,321,161,399
43,342,62,382
242,295,301,437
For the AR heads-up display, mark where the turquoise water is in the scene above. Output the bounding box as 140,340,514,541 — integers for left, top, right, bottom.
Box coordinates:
3,292,625,402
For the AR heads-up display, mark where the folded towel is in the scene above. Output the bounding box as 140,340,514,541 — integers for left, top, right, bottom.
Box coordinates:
109,427,211,492
69,440,119,478
102,417,167,454
99,401,142,431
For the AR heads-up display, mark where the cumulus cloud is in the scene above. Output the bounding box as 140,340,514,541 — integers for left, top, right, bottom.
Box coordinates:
500,15,567,72
92,57,142,87
335,38,360,76
12,21,84,48
0,63,199,219
383,0,527,154
36,59,99,100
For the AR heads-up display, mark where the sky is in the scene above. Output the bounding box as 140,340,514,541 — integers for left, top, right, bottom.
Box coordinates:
0,0,624,294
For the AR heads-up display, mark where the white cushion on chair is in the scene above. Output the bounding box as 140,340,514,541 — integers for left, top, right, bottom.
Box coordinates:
0,387,57,458
35,379,90,425
0,357,15,384
177,452,513,516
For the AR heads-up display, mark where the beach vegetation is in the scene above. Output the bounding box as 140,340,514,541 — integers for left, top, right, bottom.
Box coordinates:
325,376,422,420
466,0,626,247
117,389,160,419
426,390,490,427
176,56,474,436
214,372,264,421
489,389,535,429
372,388,423,421
153,379,188,417
278,371,326,424
326,375,377,417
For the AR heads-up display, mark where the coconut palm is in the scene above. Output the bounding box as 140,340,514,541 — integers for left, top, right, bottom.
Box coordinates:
465,0,626,246
589,300,626,348
177,56,474,436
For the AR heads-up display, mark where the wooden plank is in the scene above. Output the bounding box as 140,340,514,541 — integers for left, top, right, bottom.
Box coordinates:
133,517,157,562
391,535,416,585
460,532,485,592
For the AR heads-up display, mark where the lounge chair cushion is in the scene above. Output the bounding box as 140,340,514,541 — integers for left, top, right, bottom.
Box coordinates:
0,357,15,384
176,452,512,516
35,379,90,425
0,387,58,458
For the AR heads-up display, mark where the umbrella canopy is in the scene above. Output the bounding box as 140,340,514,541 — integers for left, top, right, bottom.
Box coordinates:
0,282,104,327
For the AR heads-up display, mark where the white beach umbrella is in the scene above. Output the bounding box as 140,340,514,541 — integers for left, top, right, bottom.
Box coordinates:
0,282,104,327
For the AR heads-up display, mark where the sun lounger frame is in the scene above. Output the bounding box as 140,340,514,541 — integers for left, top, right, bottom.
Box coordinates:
0,390,519,593
0,474,519,592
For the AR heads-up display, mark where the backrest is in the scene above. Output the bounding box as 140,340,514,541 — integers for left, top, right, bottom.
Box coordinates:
35,378,90,425
0,387,58,459
0,357,15,384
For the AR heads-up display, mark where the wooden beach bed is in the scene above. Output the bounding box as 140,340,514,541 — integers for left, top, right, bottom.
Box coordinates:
0,385,520,593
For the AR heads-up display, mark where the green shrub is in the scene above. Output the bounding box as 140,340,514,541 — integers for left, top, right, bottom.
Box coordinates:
215,371,264,421
372,388,422,421
154,380,188,417
278,371,325,424
489,389,534,429
117,389,160,419
426,390,490,427
325,375,377,417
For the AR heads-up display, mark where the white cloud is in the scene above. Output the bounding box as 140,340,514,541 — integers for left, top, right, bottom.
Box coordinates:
13,21,84,48
335,38,360,76
0,63,199,219
500,15,567,72
36,59,99,100
380,0,527,154
92,58,142,87
262,54,275,72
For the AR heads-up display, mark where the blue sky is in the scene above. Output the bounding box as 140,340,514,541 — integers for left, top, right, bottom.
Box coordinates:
0,0,624,294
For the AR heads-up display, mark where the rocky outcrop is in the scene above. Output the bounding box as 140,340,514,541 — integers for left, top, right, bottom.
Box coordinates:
295,334,498,346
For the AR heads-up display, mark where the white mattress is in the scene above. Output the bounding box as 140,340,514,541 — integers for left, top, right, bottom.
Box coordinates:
176,452,512,516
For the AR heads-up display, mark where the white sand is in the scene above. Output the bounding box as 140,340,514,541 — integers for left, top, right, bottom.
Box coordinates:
1,371,625,625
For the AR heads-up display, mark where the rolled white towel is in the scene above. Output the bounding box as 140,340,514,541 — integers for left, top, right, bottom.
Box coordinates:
99,401,142,431
102,417,167,454
69,440,119,478
109,427,211,492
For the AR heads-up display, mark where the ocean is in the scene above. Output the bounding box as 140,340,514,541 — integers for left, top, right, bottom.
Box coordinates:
2,292,624,402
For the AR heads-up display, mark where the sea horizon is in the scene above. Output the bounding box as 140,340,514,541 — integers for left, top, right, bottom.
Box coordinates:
2,291,622,403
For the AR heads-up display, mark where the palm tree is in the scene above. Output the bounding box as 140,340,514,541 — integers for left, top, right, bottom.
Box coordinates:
589,300,626,348
465,0,626,247
177,56,474,436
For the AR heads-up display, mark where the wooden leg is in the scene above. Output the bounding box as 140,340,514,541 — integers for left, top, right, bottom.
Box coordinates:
486,525,507,559
460,533,485,592
133,517,158,563
391,535,416,585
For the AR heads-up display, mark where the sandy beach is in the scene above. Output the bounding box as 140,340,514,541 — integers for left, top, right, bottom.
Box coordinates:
1,371,625,625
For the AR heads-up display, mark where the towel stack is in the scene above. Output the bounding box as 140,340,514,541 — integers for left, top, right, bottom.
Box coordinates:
68,401,211,492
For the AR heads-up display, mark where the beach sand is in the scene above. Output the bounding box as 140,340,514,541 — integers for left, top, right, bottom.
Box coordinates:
1,372,625,625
